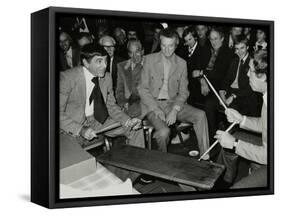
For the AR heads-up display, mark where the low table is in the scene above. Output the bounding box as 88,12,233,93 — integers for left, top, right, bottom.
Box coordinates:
97,145,225,190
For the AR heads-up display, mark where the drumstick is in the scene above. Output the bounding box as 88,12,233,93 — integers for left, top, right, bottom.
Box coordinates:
96,122,122,135
198,122,236,161
203,74,228,110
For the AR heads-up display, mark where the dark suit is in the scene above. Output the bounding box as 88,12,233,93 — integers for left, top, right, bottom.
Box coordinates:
204,45,233,154
220,55,262,116
204,45,233,90
107,55,124,95
176,43,210,105
59,47,81,71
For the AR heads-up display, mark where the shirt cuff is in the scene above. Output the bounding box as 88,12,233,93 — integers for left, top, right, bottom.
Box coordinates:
240,115,247,127
124,118,131,127
219,90,227,95
173,105,181,112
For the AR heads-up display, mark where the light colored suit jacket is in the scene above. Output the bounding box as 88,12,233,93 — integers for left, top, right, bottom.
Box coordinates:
60,66,130,136
116,60,142,106
236,93,267,165
138,52,189,116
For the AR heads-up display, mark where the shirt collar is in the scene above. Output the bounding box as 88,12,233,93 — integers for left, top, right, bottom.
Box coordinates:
66,46,72,56
189,42,198,55
83,66,96,81
161,52,176,64
240,53,249,63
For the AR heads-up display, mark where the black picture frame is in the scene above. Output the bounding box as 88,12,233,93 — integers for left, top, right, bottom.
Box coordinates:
31,6,274,208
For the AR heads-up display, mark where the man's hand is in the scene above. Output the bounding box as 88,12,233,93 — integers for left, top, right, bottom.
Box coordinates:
225,96,234,106
214,130,235,149
192,70,203,78
154,109,166,121
219,90,227,103
166,109,177,126
225,108,243,124
200,78,210,96
80,127,97,140
125,118,142,130
123,102,129,110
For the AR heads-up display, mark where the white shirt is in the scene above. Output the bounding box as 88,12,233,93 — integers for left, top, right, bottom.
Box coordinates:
110,57,114,75
83,67,96,117
158,55,171,100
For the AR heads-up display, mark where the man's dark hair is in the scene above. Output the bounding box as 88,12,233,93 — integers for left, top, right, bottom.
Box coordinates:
152,23,164,31
159,27,179,41
182,26,198,40
235,35,249,46
80,44,108,64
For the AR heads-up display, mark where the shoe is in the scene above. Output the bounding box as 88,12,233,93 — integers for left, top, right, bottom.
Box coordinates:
171,133,190,144
133,174,155,185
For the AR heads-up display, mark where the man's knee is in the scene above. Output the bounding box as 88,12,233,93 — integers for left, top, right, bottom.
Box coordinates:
158,127,170,139
194,109,207,122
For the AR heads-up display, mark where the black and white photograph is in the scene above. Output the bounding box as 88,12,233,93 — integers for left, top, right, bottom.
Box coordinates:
2,0,281,214
54,9,273,201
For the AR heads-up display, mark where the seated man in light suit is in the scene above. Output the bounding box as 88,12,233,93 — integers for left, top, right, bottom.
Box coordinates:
215,50,268,188
138,28,209,159
60,44,145,180
116,39,144,118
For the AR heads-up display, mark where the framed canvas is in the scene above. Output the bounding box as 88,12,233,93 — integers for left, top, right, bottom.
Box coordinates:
31,6,274,208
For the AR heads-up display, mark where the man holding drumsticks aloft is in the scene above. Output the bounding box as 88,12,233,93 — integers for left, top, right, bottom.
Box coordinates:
215,49,268,188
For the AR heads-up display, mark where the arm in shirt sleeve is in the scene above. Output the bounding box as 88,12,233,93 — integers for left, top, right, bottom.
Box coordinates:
240,116,262,133
236,139,267,165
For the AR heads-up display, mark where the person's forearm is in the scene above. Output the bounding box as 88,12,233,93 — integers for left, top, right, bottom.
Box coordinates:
236,139,267,165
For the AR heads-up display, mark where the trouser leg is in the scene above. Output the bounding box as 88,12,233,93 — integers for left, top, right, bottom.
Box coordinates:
230,165,267,189
146,111,170,152
216,148,239,183
177,104,210,155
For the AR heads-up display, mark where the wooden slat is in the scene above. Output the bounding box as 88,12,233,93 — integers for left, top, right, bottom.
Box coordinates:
97,145,225,190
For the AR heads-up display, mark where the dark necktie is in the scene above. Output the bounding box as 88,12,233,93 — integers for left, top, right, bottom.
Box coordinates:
238,59,244,74
236,59,244,83
89,77,109,124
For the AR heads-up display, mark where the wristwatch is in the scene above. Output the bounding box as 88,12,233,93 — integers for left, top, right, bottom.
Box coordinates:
233,138,239,152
